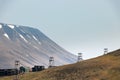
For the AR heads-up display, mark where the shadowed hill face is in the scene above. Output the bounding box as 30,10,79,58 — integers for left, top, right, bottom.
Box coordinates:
0,23,76,69
0,49,120,80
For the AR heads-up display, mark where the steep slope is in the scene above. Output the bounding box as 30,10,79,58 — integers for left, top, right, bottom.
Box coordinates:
0,23,76,69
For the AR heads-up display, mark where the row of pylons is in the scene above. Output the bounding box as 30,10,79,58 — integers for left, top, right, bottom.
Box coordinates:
49,48,109,67
13,48,108,80
48,53,83,67
14,48,109,69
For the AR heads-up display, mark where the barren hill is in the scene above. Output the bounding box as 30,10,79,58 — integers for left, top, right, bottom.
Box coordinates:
36,49,120,80
0,23,76,68
1,49,120,80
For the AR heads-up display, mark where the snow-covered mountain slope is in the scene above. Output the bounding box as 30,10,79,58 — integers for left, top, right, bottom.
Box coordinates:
0,23,76,69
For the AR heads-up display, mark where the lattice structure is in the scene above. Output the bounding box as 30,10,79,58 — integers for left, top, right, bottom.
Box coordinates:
14,60,20,80
78,53,83,62
104,48,108,54
49,57,54,68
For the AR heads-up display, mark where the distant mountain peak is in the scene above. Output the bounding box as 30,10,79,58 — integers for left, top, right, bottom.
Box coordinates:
0,23,76,69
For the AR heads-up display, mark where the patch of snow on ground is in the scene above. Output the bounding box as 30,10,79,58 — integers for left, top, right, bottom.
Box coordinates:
8,24,15,29
3,33,9,39
33,46,39,50
32,35,42,45
0,24,2,29
33,36,38,41
33,36,41,45
19,34,28,42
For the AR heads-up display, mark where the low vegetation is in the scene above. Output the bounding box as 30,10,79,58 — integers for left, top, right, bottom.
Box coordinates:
0,49,120,80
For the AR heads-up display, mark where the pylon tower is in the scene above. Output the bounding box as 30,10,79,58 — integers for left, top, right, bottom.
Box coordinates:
14,60,20,80
104,48,108,54
78,53,83,62
49,57,54,68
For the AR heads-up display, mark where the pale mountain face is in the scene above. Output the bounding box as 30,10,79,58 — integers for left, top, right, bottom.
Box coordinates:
0,23,76,69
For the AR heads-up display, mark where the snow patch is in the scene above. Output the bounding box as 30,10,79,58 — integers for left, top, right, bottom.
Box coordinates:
19,34,28,42
8,24,15,29
3,33,9,39
33,36,38,41
32,35,42,45
33,46,39,50
0,24,2,29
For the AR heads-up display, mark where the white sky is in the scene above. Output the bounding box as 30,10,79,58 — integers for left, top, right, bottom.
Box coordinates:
0,0,120,59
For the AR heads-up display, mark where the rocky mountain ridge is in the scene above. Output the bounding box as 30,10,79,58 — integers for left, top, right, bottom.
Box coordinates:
0,23,76,69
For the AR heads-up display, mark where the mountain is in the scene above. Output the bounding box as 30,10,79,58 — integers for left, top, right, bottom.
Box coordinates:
0,23,76,69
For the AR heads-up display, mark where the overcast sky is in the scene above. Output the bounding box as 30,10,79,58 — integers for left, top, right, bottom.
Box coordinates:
0,0,120,59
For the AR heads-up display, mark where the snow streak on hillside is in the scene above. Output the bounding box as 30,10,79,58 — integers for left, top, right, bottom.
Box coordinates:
0,23,76,68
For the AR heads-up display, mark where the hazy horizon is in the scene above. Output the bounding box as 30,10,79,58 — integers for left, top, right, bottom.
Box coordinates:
0,0,120,59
